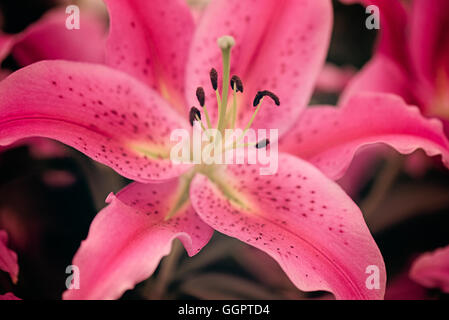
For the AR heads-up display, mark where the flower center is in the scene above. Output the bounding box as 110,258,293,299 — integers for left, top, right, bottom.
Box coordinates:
189,35,279,160
165,36,280,220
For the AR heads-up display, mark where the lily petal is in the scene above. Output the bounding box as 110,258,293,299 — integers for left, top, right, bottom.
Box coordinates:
190,153,386,299
409,0,449,82
410,245,449,293
0,32,15,63
104,0,194,111
0,230,19,284
339,55,415,106
0,60,192,182
280,93,449,180
12,8,106,66
0,293,20,300
63,179,213,300
186,0,332,135
315,63,355,94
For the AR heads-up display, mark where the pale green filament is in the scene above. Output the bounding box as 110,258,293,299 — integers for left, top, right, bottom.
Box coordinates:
230,98,265,148
195,115,207,132
225,83,238,129
231,85,237,129
202,104,212,129
216,36,234,134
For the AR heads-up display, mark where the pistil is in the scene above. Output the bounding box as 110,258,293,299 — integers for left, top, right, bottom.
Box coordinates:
216,36,235,134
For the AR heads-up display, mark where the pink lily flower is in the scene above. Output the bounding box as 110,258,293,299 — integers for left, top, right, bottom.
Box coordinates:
0,292,20,300
340,0,449,135
0,229,20,300
410,245,449,293
0,229,18,284
1,0,449,300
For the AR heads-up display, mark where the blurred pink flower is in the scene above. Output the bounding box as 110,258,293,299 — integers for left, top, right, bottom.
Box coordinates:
0,229,20,300
0,292,20,300
0,229,18,284
315,63,356,93
0,7,106,69
1,0,449,300
341,0,449,135
410,245,449,293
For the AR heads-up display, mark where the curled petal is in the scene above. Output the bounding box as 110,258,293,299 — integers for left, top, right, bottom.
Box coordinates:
280,93,449,180
104,0,194,111
190,153,386,299
410,246,449,293
186,0,332,135
0,230,19,284
63,179,213,300
0,61,192,182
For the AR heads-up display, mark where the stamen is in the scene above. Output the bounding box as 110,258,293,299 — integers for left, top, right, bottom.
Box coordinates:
226,75,243,129
210,68,218,91
196,87,212,129
189,107,202,126
255,139,270,149
253,90,280,107
196,87,205,107
230,75,244,93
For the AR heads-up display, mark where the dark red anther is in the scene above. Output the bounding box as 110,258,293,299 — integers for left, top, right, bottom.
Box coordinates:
189,107,202,126
255,139,270,149
210,68,218,91
253,90,280,107
230,75,244,93
196,87,205,107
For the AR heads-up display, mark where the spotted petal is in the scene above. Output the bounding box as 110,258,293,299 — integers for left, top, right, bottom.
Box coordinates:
0,60,192,182
0,230,18,284
190,153,386,299
104,0,194,111
186,0,332,136
63,179,213,300
281,93,449,180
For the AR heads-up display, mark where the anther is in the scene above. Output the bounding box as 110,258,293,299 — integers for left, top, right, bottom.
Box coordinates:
189,107,201,126
255,139,270,149
210,68,218,91
196,87,205,107
230,75,244,93
253,90,280,107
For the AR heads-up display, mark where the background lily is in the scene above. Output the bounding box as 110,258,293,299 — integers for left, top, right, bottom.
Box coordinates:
341,0,449,134
0,229,20,300
410,245,449,293
1,0,449,300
